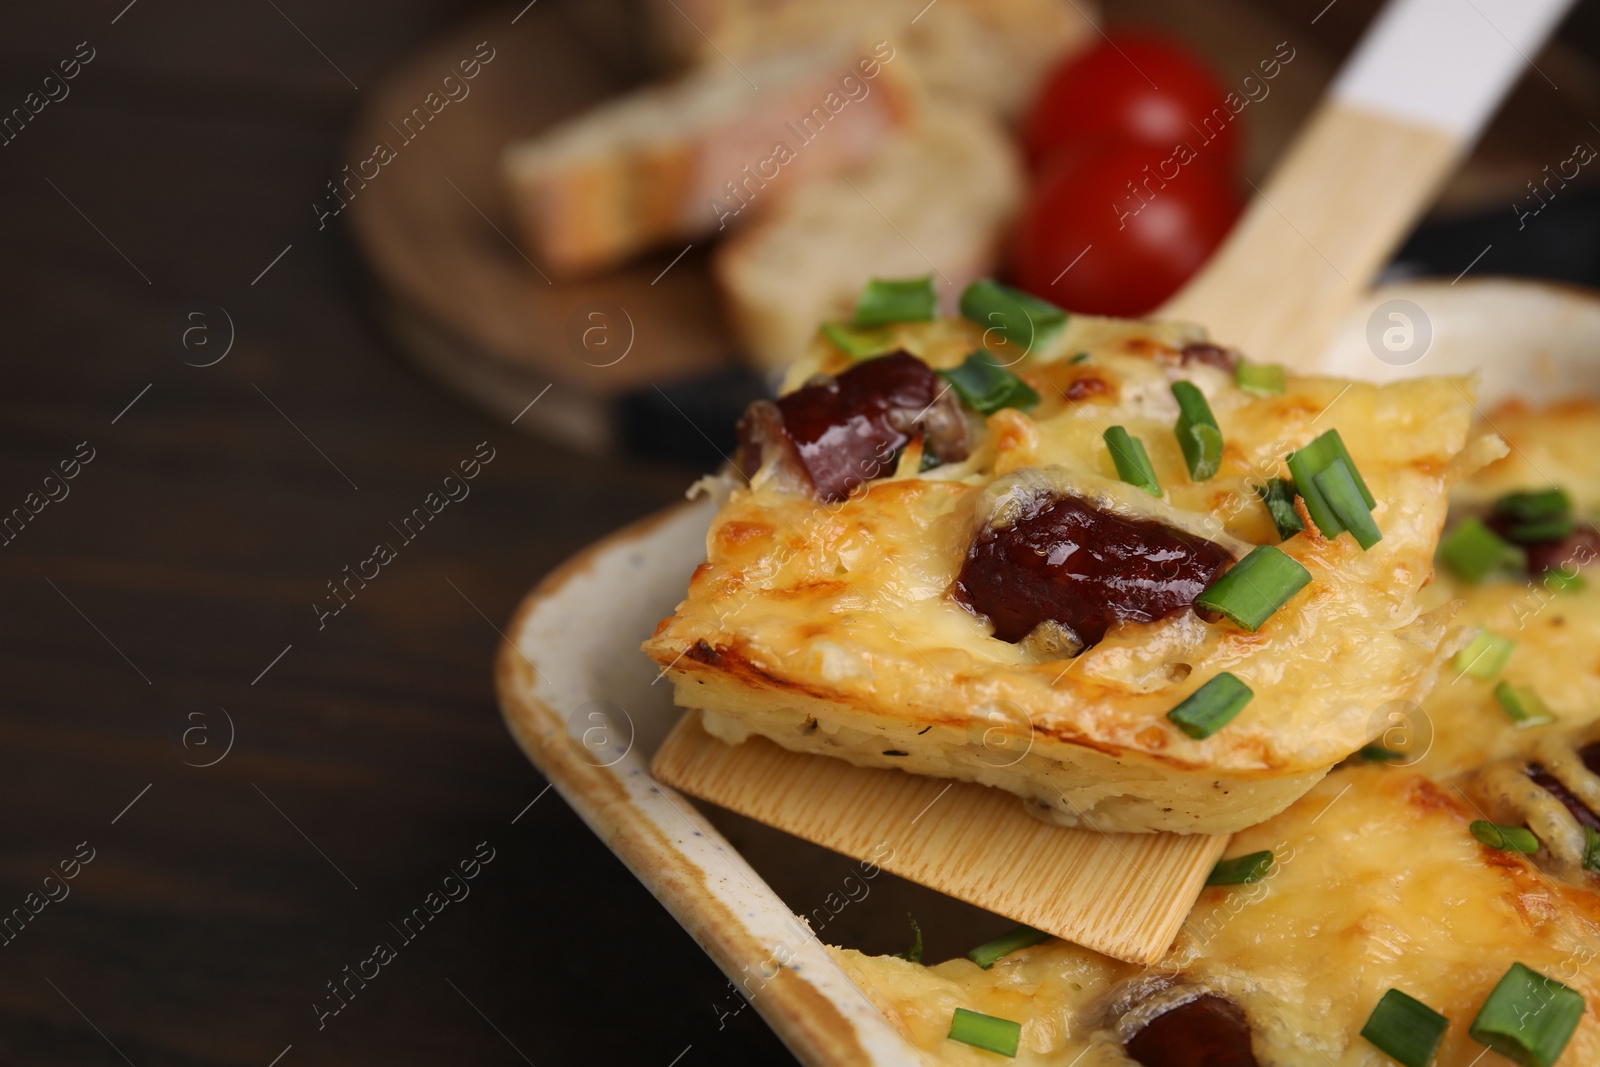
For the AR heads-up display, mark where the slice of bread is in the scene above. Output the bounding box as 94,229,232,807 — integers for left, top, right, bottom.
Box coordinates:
651,0,1092,119
713,106,1023,371
501,40,918,278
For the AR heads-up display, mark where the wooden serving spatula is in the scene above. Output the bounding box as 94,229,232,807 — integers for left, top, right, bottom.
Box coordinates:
651,0,1573,965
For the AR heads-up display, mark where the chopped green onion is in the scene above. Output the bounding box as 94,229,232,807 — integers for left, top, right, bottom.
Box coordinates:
1313,459,1383,549
1439,519,1526,582
966,925,1050,969
1471,820,1540,853
1286,431,1368,539
958,280,1067,354
1540,568,1586,594
1360,744,1405,762
1360,989,1449,1067
1493,488,1572,525
1469,962,1584,1067
1288,428,1374,502
938,350,1040,416
1171,381,1223,481
1104,426,1160,497
1206,850,1273,885
919,449,942,473
1506,516,1576,543
820,322,898,361
1255,478,1305,541
1494,682,1555,727
1068,352,1091,364
1453,631,1515,679
1328,431,1375,507
853,276,936,327
948,1007,1022,1057
893,913,923,963
1584,827,1600,873
1167,672,1253,739
1195,545,1312,631
1235,361,1285,396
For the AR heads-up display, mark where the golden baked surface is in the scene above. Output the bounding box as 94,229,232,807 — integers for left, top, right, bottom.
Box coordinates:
835,769,1600,1065
645,316,1489,833
835,400,1600,1066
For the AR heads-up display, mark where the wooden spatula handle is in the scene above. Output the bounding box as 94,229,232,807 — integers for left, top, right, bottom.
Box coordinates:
1160,0,1574,367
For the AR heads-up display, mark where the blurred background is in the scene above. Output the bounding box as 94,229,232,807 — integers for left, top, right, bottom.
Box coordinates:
2,0,1599,1063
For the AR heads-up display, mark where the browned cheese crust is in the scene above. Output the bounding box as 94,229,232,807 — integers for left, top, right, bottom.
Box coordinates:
645,317,1498,833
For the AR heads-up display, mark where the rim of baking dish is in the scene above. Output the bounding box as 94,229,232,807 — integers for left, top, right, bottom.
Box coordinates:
495,498,920,1066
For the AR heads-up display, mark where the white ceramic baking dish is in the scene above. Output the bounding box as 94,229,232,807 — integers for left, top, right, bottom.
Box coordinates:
495,277,1600,1065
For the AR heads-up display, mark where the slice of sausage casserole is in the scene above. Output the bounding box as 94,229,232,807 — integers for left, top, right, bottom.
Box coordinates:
645,278,1500,835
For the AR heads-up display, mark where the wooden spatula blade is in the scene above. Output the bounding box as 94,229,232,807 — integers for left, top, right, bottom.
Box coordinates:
651,710,1228,965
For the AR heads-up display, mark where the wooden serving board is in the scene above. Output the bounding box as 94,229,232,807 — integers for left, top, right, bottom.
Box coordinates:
651,710,1228,965
344,0,752,455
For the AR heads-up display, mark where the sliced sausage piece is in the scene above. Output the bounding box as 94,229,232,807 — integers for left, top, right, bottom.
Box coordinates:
1528,741,1600,830
1126,994,1259,1067
734,352,968,502
1180,342,1239,372
954,492,1234,647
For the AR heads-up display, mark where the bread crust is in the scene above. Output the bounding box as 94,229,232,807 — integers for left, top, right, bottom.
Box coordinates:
714,106,1022,370
647,0,1093,119
501,41,920,277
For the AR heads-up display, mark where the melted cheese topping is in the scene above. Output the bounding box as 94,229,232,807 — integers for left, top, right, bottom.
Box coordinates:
1416,401,1600,778
835,401,1600,1065
836,769,1600,1065
1447,400,1600,514
646,317,1492,832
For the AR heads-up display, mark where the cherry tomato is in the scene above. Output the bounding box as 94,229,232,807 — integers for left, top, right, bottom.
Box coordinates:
1024,32,1240,178
1010,139,1241,318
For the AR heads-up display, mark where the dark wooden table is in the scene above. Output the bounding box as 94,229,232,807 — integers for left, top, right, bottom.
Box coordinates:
6,3,1600,1066
0,2,791,1063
